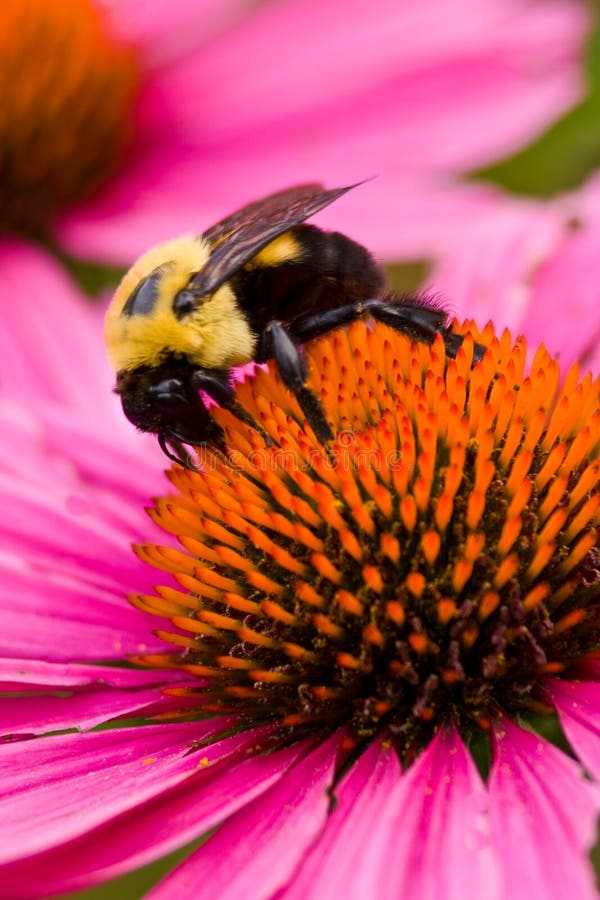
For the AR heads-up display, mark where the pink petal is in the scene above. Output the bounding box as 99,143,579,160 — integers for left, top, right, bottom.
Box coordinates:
0,243,170,481
382,728,498,900
54,161,500,265
148,731,342,899
0,406,177,662
281,727,498,900
428,171,600,368
276,736,403,900
489,718,599,900
428,193,564,333
36,403,168,496
520,200,600,371
0,400,162,498
106,0,248,67
0,241,113,412
0,475,158,585
0,561,165,660
547,677,600,782
0,684,178,737
187,0,584,162
0,657,183,688
0,242,169,478
0,734,308,898
0,719,238,863
0,242,173,519
0,469,152,578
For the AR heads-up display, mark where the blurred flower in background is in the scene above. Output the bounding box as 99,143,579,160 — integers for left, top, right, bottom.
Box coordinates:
429,168,600,372
0,0,589,264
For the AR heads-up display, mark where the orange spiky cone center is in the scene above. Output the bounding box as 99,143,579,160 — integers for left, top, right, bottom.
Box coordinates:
132,322,600,751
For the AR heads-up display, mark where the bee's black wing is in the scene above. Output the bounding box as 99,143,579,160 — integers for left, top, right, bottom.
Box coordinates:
201,183,324,247
190,183,360,296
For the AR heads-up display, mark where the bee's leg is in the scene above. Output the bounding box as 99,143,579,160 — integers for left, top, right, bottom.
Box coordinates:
363,299,487,362
158,435,199,470
147,377,220,469
191,369,270,443
192,369,236,406
259,322,334,444
287,299,487,362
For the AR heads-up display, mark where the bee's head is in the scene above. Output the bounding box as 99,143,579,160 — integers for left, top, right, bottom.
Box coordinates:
115,365,220,448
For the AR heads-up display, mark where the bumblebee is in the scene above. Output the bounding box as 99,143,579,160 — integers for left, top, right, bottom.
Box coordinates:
106,183,477,466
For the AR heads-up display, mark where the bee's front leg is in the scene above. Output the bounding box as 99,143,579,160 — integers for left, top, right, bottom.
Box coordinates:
259,322,334,445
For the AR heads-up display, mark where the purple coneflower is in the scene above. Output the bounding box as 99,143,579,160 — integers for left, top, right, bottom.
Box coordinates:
0,250,599,897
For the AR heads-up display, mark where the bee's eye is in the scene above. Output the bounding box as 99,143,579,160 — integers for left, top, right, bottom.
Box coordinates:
173,289,197,319
122,271,162,317
148,378,188,408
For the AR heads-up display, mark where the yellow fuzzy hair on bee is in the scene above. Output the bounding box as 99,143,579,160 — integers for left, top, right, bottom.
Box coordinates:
105,235,256,372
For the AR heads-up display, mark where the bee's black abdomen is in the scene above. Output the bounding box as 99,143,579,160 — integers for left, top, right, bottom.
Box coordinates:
292,224,385,299
236,224,385,328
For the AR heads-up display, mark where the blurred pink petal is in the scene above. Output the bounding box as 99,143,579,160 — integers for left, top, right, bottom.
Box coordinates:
0,240,113,412
516,237,600,369
149,732,341,899
0,241,172,509
489,719,599,900
548,678,600,782
105,0,252,66
521,175,600,370
427,193,563,328
430,170,600,370
0,734,307,898
158,0,582,160
52,0,588,263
